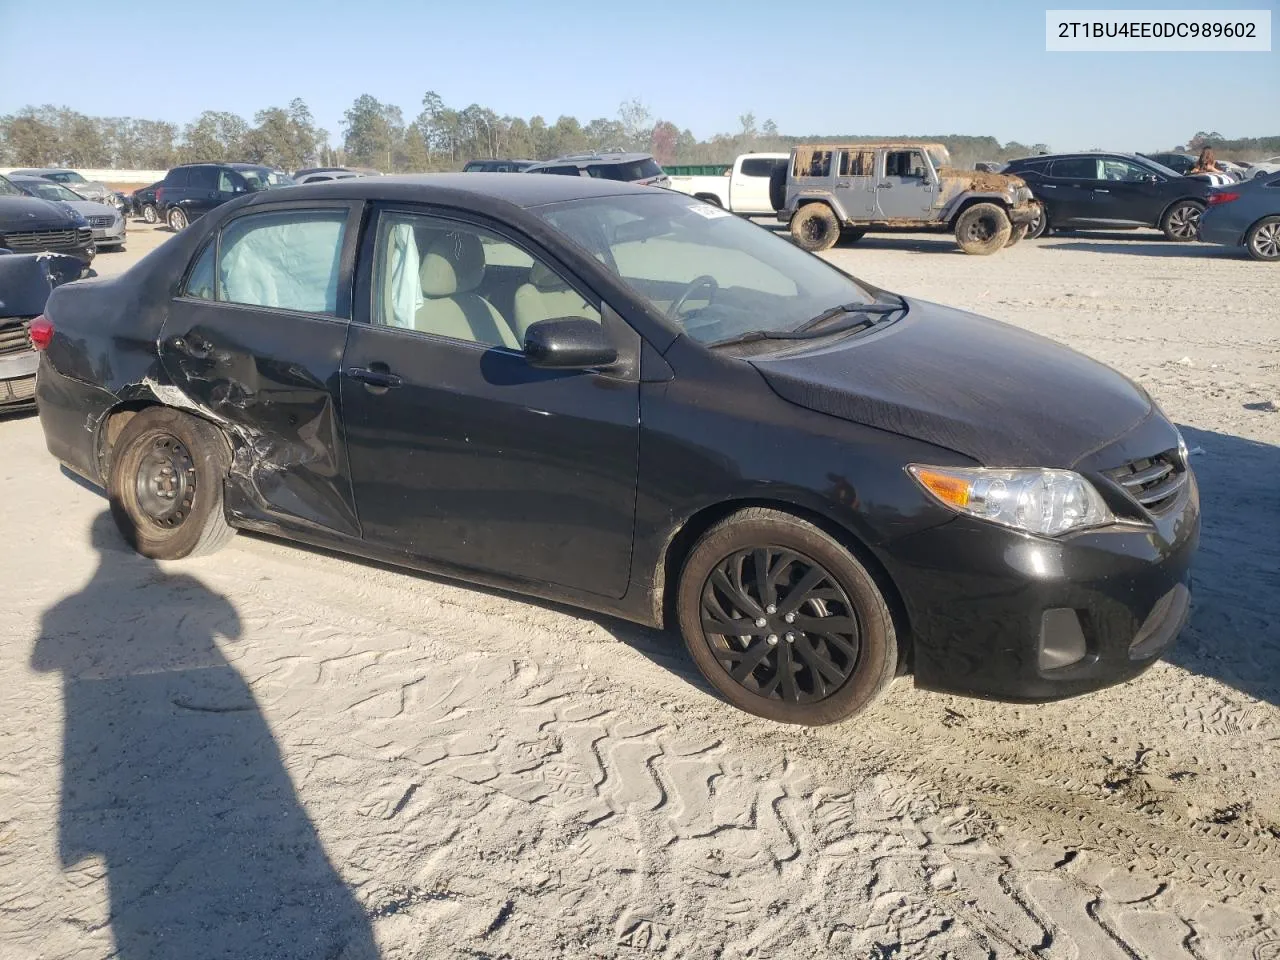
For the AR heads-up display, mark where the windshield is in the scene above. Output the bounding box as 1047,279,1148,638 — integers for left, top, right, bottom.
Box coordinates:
23,181,82,202
238,168,295,190
0,176,21,197
536,193,877,345
49,172,87,183
927,147,951,169
1138,156,1183,178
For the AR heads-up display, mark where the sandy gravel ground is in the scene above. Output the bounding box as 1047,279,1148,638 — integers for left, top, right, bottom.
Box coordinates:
1,223,1277,959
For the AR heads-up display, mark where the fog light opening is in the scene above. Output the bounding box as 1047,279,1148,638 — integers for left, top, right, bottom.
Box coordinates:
1038,608,1088,671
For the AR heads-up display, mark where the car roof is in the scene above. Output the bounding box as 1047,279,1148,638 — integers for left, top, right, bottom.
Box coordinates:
237,172,658,209
10,167,71,174
797,142,949,152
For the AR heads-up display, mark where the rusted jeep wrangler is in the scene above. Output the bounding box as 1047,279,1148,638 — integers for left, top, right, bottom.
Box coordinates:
773,143,1041,255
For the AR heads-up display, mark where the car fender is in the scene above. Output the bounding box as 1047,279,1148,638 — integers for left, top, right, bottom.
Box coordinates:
942,191,1011,225
791,191,849,223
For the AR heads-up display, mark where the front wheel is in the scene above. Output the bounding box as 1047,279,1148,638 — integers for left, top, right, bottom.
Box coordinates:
954,203,1012,255
676,508,898,725
1025,209,1050,239
107,407,236,560
167,207,189,232
142,203,158,224
790,204,840,252
1161,201,1203,242
1245,216,1280,262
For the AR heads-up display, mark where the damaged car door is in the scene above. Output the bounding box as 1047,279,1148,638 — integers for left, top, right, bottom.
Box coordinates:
158,201,364,535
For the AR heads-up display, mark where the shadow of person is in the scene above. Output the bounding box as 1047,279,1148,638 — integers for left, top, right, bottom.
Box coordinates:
31,513,379,960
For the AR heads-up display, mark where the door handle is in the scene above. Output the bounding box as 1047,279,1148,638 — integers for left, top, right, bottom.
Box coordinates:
347,366,403,390
880,182,894,188
1095,189,1110,193
835,180,851,187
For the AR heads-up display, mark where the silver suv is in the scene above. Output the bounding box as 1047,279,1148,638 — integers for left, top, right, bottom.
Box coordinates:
776,143,1041,255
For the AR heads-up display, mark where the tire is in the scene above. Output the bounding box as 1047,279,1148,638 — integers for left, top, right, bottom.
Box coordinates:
1005,223,1029,247
107,407,236,560
142,203,158,224
676,507,898,725
1025,209,1050,239
790,203,840,252
1160,200,1203,242
954,203,1012,255
768,164,787,212
1244,216,1280,262
840,227,867,243
167,207,188,232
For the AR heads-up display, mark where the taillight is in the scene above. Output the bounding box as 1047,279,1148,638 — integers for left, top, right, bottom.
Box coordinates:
30,315,53,350
1209,191,1240,205
156,187,165,205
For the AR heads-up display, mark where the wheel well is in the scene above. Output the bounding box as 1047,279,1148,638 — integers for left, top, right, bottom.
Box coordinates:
693,193,723,207
658,499,914,670
99,400,233,477
948,196,1010,228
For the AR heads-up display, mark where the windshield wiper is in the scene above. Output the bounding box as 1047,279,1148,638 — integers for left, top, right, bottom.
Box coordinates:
707,297,904,349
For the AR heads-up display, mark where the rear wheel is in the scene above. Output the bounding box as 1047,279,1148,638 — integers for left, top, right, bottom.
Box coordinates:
1025,209,1050,239
790,203,840,252
676,508,898,725
142,203,158,224
1160,201,1203,241
1245,216,1280,262
954,203,1012,254
167,207,188,232
107,407,236,560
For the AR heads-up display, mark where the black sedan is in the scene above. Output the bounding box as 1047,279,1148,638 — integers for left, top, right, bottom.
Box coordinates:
1006,153,1214,240
33,174,1199,724
0,174,95,263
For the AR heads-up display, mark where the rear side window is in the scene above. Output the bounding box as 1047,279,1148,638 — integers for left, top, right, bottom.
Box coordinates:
739,157,779,178
215,210,348,315
1050,158,1099,179
838,150,875,177
188,166,218,190
793,149,832,178
183,242,216,300
539,166,582,177
586,158,663,181
1017,159,1050,174
164,167,191,187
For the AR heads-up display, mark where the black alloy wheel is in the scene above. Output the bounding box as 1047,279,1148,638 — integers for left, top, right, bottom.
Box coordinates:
699,547,861,704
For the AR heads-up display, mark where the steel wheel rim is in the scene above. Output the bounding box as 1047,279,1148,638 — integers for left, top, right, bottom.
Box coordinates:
966,214,997,243
802,216,828,245
1253,223,1280,258
699,547,861,703
135,434,195,527
1170,205,1200,238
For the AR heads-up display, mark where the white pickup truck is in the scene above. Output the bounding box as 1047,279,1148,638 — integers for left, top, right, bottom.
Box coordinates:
664,153,788,215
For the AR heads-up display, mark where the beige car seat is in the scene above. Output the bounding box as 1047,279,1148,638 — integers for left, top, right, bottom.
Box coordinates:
512,261,596,340
415,233,519,349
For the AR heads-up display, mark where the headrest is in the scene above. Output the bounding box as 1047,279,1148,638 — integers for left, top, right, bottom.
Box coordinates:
420,232,485,297
529,260,569,292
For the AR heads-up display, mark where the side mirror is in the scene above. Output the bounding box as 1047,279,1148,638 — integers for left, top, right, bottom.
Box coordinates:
523,317,617,370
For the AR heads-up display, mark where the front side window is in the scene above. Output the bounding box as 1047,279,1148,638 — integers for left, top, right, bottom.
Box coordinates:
0,176,22,197
537,192,876,346
215,210,347,315
50,172,86,184
370,211,600,350
885,151,927,178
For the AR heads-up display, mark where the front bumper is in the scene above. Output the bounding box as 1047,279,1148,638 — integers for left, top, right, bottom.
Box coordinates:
0,351,38,409
91,223,127,245
887,471,1199,702
1010,201,1041,226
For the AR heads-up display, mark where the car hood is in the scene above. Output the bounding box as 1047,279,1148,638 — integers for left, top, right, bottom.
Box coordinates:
0,196,83,233
749,298,1151,469
64,199,117,218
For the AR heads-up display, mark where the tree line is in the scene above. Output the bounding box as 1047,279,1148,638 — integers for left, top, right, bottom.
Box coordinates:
2,94,1275,173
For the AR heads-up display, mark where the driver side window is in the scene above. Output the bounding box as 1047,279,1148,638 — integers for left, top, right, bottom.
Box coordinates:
370,212,601,350
885,151,927,178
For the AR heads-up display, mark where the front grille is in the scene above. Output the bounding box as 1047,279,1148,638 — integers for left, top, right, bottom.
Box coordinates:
0,320,32,358
1106,450,1187,513
1,227,91,253
88,215,115,228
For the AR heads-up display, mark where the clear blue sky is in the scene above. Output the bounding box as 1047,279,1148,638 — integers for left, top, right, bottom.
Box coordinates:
0,0,1275,151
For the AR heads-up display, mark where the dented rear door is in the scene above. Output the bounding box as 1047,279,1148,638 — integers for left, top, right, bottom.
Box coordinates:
158,200,364,536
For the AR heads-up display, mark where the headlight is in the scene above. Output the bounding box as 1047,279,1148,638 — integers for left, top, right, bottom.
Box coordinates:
908,465,1113,537
66,208,88,226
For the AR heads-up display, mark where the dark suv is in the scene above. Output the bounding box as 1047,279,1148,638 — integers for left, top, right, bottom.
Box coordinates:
156,163,294,231
1005,153,1213,241
463,159,536,173
524,152,669,187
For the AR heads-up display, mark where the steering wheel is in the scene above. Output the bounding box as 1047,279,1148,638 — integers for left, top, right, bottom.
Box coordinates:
667,275,719,321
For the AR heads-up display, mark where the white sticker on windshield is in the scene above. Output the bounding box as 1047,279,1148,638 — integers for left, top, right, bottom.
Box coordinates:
688,202,731,219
